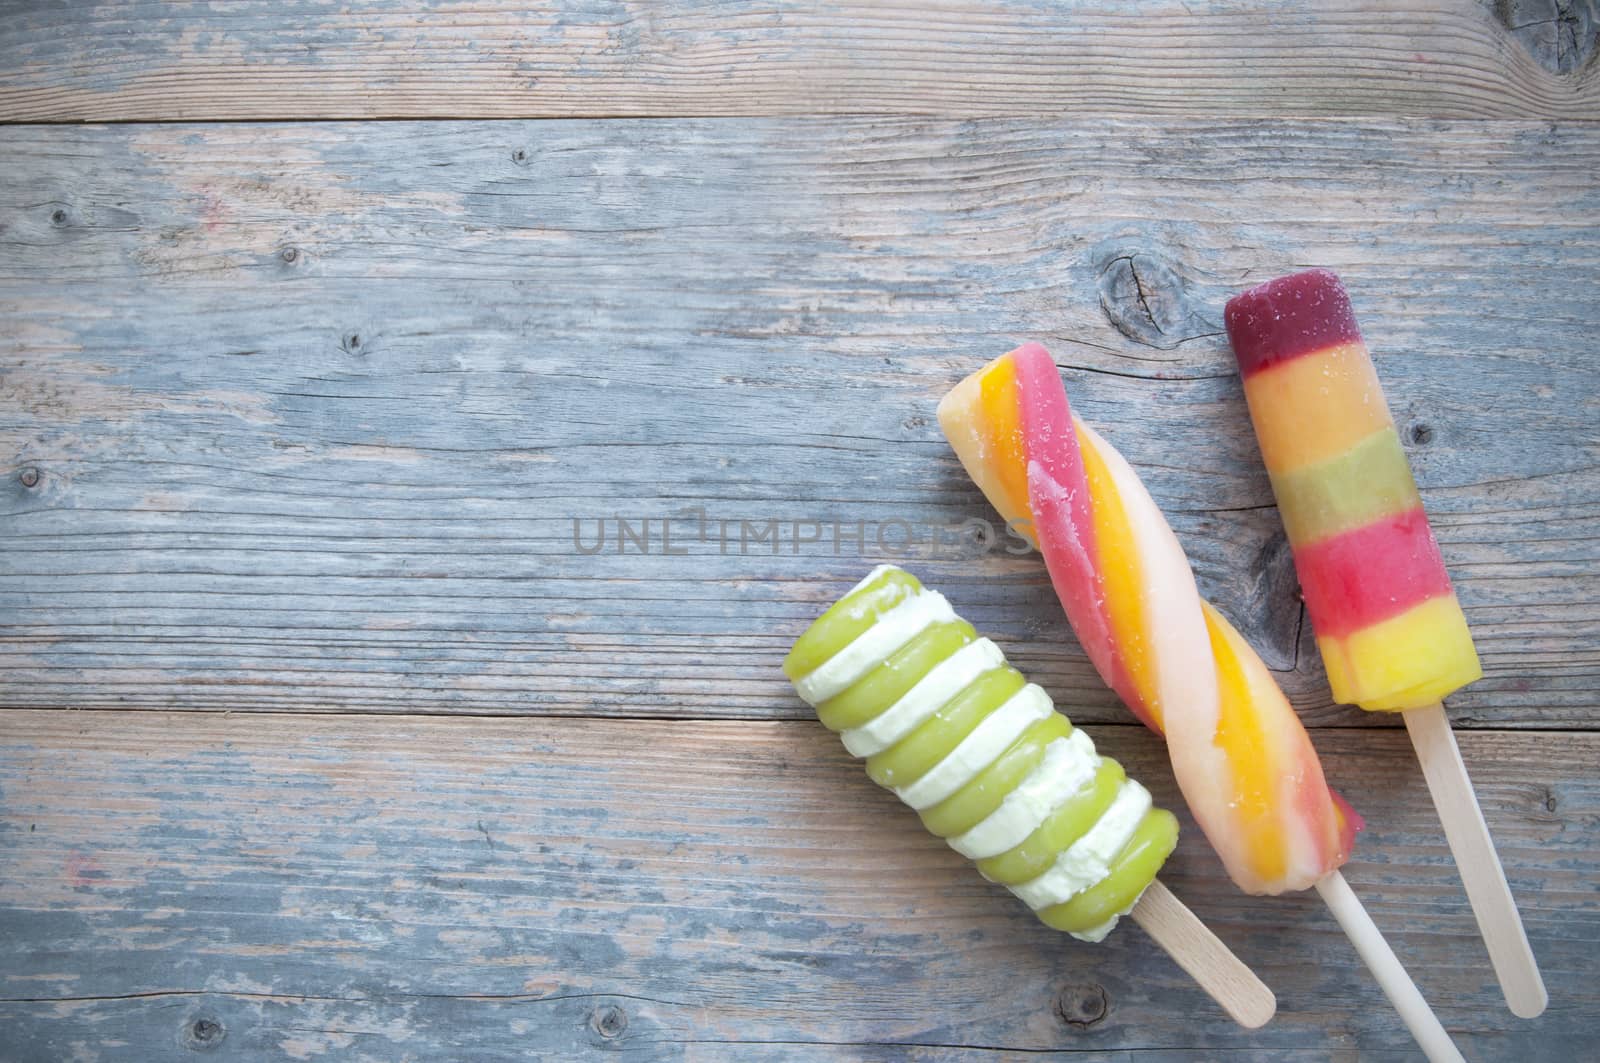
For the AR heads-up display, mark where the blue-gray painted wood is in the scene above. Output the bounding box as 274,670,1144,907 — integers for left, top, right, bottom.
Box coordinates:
0,712,1592,1060
0,1,1594,122
1,118,1596,727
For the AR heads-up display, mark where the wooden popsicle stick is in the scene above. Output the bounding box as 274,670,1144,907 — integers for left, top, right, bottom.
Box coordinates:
1315,870,1464,1063
1132,878,1276,1029
1403,701,1548,1018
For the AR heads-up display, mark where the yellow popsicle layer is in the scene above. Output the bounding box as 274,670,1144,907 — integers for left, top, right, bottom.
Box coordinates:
1318,594,1483,711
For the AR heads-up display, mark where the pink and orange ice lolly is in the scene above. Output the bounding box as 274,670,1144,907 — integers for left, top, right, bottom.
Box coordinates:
938,343,1358,897
1224,269,1481,711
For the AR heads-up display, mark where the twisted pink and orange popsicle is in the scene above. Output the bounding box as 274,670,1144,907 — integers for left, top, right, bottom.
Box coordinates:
939,343,1463,1060
937,343,1357,895
1225,269,1545,1019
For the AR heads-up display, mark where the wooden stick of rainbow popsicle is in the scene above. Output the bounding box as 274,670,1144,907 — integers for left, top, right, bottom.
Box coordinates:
937,344,1463,1062
783,565,1275,1028
1224,269,1546,1020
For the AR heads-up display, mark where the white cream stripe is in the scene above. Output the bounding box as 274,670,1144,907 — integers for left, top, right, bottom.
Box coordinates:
948,728,1099,860
896,684,1053,810
841,639,1005,758
794,591,954,706
839,564,901,607
1007,780,1153,910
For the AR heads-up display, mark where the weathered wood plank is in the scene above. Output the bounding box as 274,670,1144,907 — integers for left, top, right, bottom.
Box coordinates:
2,119,1597,727
0,1,1596,122
0,711,1592,1059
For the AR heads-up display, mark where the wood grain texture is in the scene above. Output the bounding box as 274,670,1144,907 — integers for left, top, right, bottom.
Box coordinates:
0,1,1597,123
3,117,1596,726
0,710,1592,1060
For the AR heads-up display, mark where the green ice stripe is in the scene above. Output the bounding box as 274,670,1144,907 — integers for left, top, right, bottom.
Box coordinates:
1271,426,1421,546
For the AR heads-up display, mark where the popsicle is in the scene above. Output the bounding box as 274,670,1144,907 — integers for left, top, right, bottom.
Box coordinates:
1225,268,1545,1018
939,344,1463,1062
784,564,1275,1028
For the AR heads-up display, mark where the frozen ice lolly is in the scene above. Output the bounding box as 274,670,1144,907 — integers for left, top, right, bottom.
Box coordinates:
1226,269,1545,1020
1224,269,1481,711
785,564,1178,941
784,565,1276,1027
937,344,1358,896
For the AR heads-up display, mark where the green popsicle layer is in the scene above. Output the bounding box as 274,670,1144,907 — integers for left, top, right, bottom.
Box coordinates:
865,667,1024,789
1268,425,1421,546
815,620,976,732
1038,809,1179,934
782,566,923,681
977,757,1125,885
786,565,1176,942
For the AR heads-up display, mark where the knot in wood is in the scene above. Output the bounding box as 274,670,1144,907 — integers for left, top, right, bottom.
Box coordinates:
1055,982,1109,1028
280,246,299,264
181,1014,226,1051
1246,526,1302,671
1495,0,1598,76
18,468,40,489
1408,422,1435,446
591,1003,628,1040
1095,249,1217,350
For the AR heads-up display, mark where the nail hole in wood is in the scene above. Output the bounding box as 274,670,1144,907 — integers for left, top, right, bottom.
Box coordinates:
50,209,67,226
512,148,530,166
591,1004,628,1040
181,1015,226,1051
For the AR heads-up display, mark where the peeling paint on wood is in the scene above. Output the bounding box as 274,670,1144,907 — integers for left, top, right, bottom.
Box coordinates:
0,711,1593,1059
0,1,1596,122
1,10,1597,1055
1,118,1596,726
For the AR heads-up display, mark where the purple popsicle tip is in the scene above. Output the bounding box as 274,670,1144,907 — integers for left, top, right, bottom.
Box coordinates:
1224,268,1364,377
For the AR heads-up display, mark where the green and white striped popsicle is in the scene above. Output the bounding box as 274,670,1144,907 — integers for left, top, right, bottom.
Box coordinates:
783,564,1178,942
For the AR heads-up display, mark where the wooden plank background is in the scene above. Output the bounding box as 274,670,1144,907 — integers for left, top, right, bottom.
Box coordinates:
0,0,1597,121
3,118,1595,728
2,1,1598,1059
1,713,1595,1060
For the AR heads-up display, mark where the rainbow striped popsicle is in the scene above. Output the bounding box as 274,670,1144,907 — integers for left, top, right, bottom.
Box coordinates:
1223,270,1481,711
1225,270,1545,1020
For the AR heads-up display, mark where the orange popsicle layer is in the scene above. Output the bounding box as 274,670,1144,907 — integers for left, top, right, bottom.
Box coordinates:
1077,419,1160,729
1241,342,1394,474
